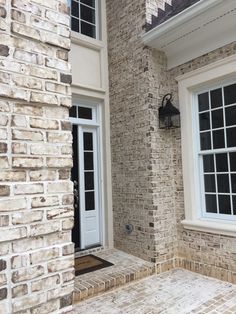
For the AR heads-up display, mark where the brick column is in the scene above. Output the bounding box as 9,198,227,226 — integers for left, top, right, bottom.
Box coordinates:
107,0,178,267
0,0,74,313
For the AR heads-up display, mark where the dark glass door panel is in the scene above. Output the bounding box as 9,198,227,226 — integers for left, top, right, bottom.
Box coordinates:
85,171,94,190
83,132,93,150
83,131,96,211
71,124,80,249
85,191,95,210
78,106,92,119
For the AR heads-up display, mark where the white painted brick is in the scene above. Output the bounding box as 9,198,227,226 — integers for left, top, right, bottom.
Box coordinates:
0,198,27,212
31,196,59,208
0,227,27,242
47,181,73,193
12,211,43,224
30,247,59,264
30,221,61,236
14,183,44,195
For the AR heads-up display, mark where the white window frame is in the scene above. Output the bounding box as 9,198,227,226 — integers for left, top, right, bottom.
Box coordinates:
70,0,100,40
195,84,236,222
176,54,236,236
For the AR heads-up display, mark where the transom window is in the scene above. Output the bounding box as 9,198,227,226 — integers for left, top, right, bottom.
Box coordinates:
197,83,236,219
71,0,98,39
70,106,93,120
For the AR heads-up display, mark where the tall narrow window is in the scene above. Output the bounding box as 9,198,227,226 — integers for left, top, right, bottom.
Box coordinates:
71,0,98,39
197,83,236,220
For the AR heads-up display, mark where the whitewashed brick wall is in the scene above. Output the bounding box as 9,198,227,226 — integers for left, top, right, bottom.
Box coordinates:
0,0,74,313
107,0,236,282
106,0,177,266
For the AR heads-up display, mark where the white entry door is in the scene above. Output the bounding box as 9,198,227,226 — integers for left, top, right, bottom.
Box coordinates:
79,126,100,248
70,103,102,250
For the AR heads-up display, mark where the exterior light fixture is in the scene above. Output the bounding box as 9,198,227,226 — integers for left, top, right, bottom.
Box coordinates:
159,93,180,129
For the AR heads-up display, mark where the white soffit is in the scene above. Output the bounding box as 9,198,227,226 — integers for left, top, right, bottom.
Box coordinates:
141,0,236,69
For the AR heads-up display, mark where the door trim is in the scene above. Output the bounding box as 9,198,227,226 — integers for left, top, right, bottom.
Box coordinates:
70,99,105,250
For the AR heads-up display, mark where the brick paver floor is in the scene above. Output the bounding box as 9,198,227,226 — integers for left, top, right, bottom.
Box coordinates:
74,269,236,313
74,249,155,302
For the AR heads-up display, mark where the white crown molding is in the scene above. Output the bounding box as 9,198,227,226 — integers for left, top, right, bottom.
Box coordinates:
141,0,236,69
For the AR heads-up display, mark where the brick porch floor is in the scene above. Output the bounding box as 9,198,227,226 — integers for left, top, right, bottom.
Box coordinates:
74,249,155,302
74,269,236,313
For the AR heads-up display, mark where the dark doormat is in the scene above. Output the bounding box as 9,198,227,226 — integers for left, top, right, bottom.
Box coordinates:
75,254,114,276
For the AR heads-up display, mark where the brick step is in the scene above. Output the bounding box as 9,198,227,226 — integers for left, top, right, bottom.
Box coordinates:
73,249,155,303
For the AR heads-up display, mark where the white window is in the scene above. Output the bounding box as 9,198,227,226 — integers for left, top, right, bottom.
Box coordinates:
71,0,99,39
197,84,236,220
177,55,236,236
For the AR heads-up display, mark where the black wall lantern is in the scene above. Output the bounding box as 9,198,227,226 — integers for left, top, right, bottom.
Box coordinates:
159,93,180,129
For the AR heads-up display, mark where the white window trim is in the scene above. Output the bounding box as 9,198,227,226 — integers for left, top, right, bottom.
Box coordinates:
176,54,236,236
71,0,100,40
70,97,105,248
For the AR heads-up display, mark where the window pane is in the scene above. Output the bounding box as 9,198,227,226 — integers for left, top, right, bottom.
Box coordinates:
230,152,236,171
81,21,96,38
217,174,229,193
204,175,216,192
203,155,214,173
81,0,95,8
85,172,94,190
211,109,224,129
81,4,95,24
198,92,209,112
84,152,94,170
225,106,236,127
218,195,231,215
198,84,236,218
231,174,236,193
69,106,77,118
205,194,217,213
72,1,79,17
226,127,236,148
213,130,225,149
224,83,236,106
71,17,80,32
83,132,93,150
78,107,92,119
215,153,228,172
210,88,222,109
200,132,211,150
85,191,95,211
199,112,210,131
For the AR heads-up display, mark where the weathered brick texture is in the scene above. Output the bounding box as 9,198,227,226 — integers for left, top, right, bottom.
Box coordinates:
107,0,236,282
0,0,73,313
107,0,178,265
169,42,236,283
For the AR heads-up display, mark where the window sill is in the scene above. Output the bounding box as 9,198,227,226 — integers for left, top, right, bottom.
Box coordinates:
181,219,236,237
71,31,104,50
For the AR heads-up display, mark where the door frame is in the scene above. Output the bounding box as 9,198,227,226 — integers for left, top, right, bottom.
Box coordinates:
70,98,105,250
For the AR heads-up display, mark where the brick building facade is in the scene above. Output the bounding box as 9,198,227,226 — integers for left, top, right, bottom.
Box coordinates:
0,0,235,312
0,0,74,312
107,0,236,279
